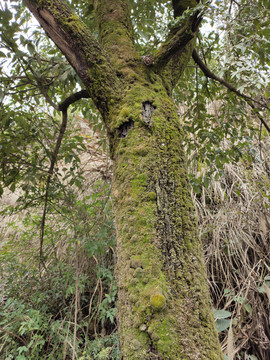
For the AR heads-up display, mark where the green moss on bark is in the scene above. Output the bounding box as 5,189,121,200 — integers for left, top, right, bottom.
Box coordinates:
150,294,166,311
94,0,139,73
26,0,121,118
111,77,223,359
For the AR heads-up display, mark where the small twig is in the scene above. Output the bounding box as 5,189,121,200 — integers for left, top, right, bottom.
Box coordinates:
73,240,79,360
84,272,100,350
192,49,270,133
246,100,270,134
19,56,59,110
39,90,90,270
94,277,103,337
39,108,67,269
259,121,263,160
229,0,233,14
0,327,28,346
198,35,208,65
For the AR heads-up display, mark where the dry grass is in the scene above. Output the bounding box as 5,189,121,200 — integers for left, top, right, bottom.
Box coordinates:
193,136,270,359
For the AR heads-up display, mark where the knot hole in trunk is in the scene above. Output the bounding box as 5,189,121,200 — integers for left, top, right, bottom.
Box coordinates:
142,101,156,127
117,118,134,138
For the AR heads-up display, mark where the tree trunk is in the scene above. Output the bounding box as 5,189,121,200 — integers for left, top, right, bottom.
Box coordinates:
23,0,223,358
110,78,223,359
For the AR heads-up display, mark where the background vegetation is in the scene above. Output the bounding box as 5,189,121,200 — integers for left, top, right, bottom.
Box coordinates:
0,0,269,359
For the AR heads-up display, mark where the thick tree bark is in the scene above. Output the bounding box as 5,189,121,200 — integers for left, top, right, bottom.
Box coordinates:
23,0,223,358
24,0,121,117
111,79,223,359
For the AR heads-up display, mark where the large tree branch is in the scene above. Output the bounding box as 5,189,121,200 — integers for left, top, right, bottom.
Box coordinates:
192,49,270,133
153,0,201,93
24,0,121,118
172,0,199,17
93,0,138,72
154,17,201,69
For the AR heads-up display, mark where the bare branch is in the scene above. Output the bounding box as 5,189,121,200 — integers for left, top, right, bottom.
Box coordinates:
39,108,67,265
192,49,270,133
39,89,90,265
58,90,90,111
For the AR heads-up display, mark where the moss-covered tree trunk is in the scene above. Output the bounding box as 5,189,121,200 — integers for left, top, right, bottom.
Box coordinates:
111,80,222,359
24,0,223,358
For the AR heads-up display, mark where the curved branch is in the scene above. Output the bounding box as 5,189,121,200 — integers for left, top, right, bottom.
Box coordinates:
24,0,120,118
0,327,28,346
40,90,90,265
192,49,270,133
58,90,90,111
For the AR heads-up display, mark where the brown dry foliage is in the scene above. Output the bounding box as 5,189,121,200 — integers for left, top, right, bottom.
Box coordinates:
193,136,270,359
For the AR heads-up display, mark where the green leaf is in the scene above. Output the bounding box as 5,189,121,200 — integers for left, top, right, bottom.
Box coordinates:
10,182,16,193
244,303,252,315
27,42,35,55
17,345,28,354
216,318,231,333
213,309,232,319
260,28,270,37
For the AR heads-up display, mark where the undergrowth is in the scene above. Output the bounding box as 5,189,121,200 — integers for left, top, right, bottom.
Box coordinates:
0,181,119,359
0,111,269,359
0,111,119,359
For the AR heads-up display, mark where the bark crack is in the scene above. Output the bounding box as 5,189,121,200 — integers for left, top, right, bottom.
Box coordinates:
147,331,164,360
142,101,156,127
